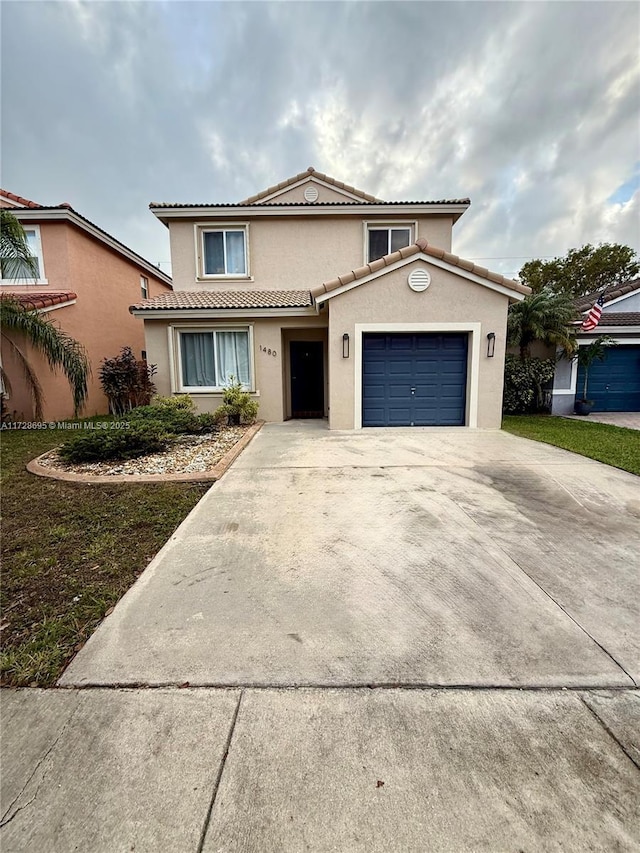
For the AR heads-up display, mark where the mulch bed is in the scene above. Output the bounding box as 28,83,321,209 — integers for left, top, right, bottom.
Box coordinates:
36,425,249,477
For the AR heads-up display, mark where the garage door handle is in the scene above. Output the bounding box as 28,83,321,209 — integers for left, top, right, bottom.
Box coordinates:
410,387,416,395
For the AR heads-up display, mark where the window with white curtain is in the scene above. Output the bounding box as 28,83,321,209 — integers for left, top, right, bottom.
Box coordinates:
178,329,251,390
201,228,247,276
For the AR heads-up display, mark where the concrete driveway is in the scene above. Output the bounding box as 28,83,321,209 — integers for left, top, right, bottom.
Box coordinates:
61,422,640,688
3,423,639,852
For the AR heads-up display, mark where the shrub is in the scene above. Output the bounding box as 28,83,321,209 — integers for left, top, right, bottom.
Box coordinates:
59,423,170,463
503,355,556,414
149,395,196,413
128,395,217,435
213,377,259,424
99,347,157,415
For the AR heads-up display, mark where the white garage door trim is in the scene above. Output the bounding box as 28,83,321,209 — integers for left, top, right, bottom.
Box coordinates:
354,322,481,429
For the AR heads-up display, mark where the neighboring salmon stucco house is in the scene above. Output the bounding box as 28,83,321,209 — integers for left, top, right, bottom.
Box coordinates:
131,168,530,429
1,190,172,421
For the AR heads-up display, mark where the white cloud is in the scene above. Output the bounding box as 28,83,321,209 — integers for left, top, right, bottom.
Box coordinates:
2,0,638,277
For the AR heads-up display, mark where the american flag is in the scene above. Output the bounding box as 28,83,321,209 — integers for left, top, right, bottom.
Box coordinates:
581,293,605,331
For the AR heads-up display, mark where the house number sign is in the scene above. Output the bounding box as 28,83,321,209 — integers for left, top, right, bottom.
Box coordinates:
259,345,277,357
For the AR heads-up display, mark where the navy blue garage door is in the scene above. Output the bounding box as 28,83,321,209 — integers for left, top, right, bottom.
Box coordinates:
362,333,468,426
576,345,640,411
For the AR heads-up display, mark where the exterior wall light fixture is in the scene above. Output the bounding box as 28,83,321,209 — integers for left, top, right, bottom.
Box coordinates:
342,333,350,358
486,332,496,358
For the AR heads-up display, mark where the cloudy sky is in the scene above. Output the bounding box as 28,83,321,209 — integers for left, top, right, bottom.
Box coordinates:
2,0,639,279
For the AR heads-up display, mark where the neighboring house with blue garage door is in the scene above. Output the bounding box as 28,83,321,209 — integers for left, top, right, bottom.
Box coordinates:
131,168,530,429
551,279,640,414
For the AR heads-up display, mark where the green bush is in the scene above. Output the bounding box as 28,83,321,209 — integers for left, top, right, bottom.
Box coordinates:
503,355,556,414
128,395,217,435
59,423,170,463
213,378,259,424
149,395,196,412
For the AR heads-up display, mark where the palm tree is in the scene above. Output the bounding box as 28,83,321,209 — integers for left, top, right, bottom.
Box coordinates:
0,209,40,279
507,290,578,360
576,337,616,403
1,211,89,419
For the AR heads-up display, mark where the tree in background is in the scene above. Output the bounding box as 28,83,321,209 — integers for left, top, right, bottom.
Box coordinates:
507,290,577,361
504,289,578,415
519,243,639,298
0,210,90,419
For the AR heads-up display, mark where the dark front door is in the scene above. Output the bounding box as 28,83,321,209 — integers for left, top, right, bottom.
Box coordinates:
290,341,324,418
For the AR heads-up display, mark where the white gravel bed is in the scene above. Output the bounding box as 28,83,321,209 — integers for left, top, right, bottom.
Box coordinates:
37,426,249,476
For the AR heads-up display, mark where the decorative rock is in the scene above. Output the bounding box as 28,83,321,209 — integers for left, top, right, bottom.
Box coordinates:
39,427,250,477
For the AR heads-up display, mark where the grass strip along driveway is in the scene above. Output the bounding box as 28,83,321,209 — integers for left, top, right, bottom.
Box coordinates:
1,425,210,687
503,415,640,476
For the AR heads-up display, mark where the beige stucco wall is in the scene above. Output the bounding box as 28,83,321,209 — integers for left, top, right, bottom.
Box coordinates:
326,259,510,430
2,220,171,421
168,215,453,291
264,182,360,204
143,314,328,423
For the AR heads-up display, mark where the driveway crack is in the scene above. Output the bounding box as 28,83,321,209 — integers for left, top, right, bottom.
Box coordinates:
196,689,243,853
579,694,640,772
451,500,638,688
0,695,84,828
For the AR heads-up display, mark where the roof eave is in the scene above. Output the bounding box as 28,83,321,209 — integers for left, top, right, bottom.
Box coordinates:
130,305,320,319
149,202,470,224
8,208,173,286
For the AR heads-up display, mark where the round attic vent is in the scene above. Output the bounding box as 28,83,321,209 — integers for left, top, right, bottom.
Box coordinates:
408,269,431,292
304,185,319,202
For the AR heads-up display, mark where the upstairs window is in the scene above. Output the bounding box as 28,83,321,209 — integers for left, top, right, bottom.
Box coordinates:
202,228,247,276
367,226,412,263
140,275,149,299
1,224,45,281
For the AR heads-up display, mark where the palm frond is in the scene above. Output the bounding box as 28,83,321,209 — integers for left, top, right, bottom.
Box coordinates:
0,210,39,280
0,297,90,415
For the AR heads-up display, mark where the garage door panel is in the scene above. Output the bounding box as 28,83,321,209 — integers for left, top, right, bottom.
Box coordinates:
389,337,413,351
362,333,468,427
388,409,413,425
388,361,412,376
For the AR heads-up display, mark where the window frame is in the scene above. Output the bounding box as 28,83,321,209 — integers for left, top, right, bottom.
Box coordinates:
171,324,255,393
1,223,48,285
363,221,416,265
195,223,250,280
140,275,149,299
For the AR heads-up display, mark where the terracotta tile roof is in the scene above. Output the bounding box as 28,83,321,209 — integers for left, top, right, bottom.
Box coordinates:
149,199,471,209
579,312,640,327
1,291,77,310
0,189,41,208
1,191,172,286
574,278,640,312
310,238,531,299
130,290,313,311
238,167,384,204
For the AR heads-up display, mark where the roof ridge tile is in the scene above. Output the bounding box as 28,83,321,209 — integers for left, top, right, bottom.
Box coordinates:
310,239,530,299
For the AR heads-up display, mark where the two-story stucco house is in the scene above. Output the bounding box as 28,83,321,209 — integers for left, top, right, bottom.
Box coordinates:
131,168,530,429
1,189,172,421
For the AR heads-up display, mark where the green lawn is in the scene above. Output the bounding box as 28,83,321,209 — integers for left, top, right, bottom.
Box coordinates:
502,415,640,476
1,424,210,687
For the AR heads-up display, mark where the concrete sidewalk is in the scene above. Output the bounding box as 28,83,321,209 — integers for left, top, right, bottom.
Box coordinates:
1,687,639,852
